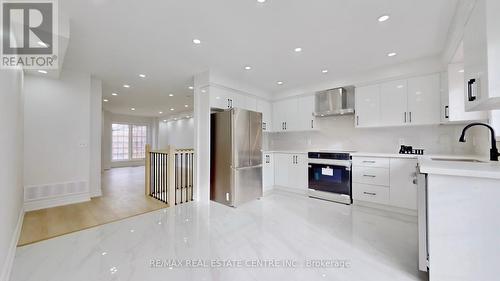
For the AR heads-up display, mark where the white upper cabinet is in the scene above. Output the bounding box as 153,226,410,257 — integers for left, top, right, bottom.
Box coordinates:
355,85,380,128
272,100,287,132
380,80,408,126
272,98,299,131
272,96,316,132
209,87,236,109
407,74,441,125
297,95,318,131
355,73,441,128
463,0,500,111
445,63,487,122
256,99,272,132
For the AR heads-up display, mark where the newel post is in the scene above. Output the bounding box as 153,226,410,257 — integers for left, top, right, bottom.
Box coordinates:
145,144,151,196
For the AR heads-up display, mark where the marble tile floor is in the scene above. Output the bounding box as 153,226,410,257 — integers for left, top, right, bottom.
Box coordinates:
10,190,427,281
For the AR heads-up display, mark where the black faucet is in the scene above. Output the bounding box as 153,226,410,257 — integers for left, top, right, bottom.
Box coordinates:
459,122,499,161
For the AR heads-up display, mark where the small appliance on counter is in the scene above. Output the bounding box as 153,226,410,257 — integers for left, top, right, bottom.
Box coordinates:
399,145,424,155
307,151,352,205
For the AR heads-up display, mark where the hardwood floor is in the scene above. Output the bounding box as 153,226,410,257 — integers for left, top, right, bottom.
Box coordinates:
18,166,167,246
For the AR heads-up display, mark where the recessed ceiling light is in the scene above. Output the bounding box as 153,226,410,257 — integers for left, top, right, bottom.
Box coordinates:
188,86,194,90
158,111,163,114
294,47,302,53
244,66,252,70
184,104,189,108
170,108,175,111
378,15,390,22
193,39,201,44
103,99,109,102
458,69,465,73
168,94,174,97
38,70,47,74
321,69,329,74
139,74,146,78
186,116,191,119
123,84,130,88
111,92,118,96
277,81,284,85
130,108,135,111
163,119,167,122
387,52,397,57
201,89,206,93
397,85,404,89
257,0,266,3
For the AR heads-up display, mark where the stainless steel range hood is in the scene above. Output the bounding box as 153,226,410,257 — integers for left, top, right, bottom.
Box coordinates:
314,86,355,117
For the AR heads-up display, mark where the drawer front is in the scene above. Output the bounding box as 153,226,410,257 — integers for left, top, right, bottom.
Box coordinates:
353,183,390,205
352,157,390,168
352,166,390,186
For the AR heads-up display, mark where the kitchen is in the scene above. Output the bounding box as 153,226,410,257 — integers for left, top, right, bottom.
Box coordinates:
5,1,500,281
201,1,500,280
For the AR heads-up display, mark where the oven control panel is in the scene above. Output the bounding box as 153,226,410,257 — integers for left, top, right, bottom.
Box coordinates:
308,152,350,161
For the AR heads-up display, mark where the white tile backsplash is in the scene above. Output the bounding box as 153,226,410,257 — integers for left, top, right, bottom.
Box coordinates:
267,115,478,155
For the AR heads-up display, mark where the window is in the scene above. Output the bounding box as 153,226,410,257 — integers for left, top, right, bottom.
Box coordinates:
112,123,148,161
132,125,147,159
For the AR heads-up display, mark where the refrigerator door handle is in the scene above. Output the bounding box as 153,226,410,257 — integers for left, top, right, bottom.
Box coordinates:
233,165,263,170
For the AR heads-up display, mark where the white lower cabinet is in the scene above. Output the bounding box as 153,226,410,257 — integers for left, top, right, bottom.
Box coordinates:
263,153,274,193
353,156,418,212
352,183,390,205
273,153,308,192
389,158,418,210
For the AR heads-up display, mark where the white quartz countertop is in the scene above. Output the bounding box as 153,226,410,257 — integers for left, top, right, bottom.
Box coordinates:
262,150,308,154
351,152,420,159
418,157,500,180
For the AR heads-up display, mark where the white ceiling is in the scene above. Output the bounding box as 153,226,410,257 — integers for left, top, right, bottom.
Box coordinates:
61,0,458,117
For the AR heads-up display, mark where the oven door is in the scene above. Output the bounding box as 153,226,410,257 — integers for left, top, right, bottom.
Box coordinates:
308,163,351,195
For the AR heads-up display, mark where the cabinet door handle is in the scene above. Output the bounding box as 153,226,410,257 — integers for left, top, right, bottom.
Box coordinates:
444,106,449,119
311,120,314,129
356,116,359,126
285,122,287,130
362,160,376,163
262,122,266,130
363,192,377,196
404,112,407,123
409,112,412,123
363,174,376,178
467,78,477,101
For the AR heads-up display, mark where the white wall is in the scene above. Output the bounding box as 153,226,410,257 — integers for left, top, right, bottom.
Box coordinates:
101,111,155,169
0,68,24,281
89,78,102,197
158,118,194,149
268,116,476,155
24,69,92,194
274,56,444,100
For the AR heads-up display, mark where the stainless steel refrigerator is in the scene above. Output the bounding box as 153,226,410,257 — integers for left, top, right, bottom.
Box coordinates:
210,108,263,207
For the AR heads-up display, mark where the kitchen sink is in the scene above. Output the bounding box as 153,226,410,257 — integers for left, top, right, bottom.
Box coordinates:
430,158,486,163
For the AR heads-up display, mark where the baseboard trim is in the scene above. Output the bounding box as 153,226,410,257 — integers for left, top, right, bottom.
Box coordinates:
0,207,24,281
24,192,90,212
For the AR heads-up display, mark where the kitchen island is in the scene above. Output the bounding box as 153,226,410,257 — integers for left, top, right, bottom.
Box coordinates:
418,158,500,281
